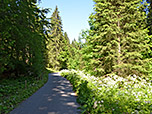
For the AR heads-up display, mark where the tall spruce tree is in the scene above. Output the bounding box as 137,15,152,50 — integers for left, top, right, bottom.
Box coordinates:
59,32,71,69
46,6,65,70
85,0,150,77
143,0,152,58
147,0,152,35
66,39,83,70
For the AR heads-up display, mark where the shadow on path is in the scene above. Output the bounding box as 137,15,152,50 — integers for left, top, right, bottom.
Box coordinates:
10,73,80,114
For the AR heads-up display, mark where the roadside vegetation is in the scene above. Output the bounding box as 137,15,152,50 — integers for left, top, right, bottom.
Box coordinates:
60,0,152,113
0,71,49,114
60,70,152,113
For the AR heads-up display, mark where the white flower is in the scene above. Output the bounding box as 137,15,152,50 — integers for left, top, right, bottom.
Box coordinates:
116,77,124,82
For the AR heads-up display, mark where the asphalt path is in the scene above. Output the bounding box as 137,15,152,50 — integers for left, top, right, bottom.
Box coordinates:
10,73,80,114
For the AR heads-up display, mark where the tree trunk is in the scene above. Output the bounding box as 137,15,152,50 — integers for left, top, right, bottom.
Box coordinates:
117,19,121,75
117,20,121,65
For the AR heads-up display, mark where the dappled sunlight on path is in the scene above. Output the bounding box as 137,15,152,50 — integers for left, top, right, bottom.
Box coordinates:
10,73,80,114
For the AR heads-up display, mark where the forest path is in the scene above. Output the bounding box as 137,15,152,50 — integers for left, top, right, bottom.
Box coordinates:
10,73,80,114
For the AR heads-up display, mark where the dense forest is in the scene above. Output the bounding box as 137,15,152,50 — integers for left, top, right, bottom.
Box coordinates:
1,0,152,113
0,0,48,78
63,0,152,78
1,0,152,78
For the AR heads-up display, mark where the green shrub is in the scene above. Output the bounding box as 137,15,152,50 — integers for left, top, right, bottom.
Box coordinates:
0,72,48,114
60,70,152,114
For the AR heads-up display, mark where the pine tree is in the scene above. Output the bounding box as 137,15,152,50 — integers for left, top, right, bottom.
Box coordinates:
142,0,152,59
146,0,152,36
46,6,64,71
85,0,150,77
66,39,82,70
59,32,71,69
64,32,70,45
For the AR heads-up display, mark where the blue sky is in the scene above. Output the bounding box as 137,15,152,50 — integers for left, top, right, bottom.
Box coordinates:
38,0,94,42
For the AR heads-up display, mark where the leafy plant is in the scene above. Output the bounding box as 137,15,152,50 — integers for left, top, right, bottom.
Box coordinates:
0,71,49,114
60,70,152,114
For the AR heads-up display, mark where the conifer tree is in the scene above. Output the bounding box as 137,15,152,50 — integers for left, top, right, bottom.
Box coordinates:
143,0,152,58
64,32,70,44
46,6,64,70
66,39,81,70
85,0,150,77
59,32,71,69
0,0,50,77
147,0,152,35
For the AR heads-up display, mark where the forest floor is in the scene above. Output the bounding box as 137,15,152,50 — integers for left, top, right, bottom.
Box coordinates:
10,73,80,114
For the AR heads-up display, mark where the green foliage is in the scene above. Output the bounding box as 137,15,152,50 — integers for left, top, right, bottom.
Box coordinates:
0,71,49,114
0,2,51,112
0,0,50,77
147,1,152,35
70,0,152,77
144,1,152,60
60,70,152,114
59,32,71,69
65,29,91,71
46,6,70,71
66,39,84,70
47,6,63,71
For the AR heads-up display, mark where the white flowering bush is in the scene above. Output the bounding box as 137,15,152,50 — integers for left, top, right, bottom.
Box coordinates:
59,70,152,114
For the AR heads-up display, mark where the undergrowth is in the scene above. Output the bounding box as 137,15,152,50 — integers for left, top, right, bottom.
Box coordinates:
60,69,152,114
0,70,49,114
